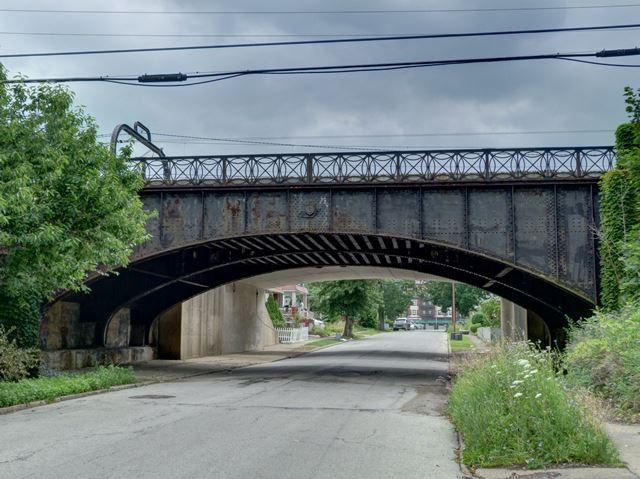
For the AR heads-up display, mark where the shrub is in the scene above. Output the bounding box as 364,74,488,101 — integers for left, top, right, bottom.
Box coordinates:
324,321,345,334
564,307,640,420
265,294,285,328
0,327,39,382
311,325,329,337
470,311,486,326
469,323,479,334
358,309,378,329
448,342,618,469
477,296,501,327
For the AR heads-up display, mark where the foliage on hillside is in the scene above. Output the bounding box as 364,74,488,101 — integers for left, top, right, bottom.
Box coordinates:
564,307,640,421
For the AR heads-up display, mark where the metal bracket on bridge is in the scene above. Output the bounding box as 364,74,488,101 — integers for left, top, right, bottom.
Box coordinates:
110,121,170,180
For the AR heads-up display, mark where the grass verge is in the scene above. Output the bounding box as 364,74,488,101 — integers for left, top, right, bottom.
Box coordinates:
449,335,475,353
0,365,136,408
448,342,620,469
307,338,342,347
353,326,382,338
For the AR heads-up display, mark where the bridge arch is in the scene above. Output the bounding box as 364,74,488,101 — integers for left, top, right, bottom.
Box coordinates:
56,231,593,348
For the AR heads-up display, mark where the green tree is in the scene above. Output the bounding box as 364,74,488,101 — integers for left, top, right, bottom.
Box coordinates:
477,296,501,327
0,67,151,347
311,280,381,338
422,281,487,317
380,280,414,325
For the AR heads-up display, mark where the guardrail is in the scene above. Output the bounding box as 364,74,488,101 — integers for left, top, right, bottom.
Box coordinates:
132,146,615,187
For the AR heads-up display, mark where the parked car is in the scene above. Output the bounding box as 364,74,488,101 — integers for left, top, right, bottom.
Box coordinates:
393,317,410,331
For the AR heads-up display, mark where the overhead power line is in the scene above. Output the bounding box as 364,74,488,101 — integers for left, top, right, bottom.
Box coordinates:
2,4,640,15
1,23,638,60
147,130,616,151
2,25,640,40
152,129,615,141
100,130,616,152
4,48,639,86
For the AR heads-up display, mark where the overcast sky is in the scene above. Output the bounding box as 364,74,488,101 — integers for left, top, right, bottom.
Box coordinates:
0,0,638,156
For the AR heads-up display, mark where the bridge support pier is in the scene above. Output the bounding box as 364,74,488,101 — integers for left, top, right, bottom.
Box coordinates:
500,298,552,346
152,282,278,360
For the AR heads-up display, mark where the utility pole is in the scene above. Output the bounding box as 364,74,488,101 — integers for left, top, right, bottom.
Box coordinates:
451,281,457,332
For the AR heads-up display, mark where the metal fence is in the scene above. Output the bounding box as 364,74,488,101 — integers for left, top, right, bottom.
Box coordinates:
132,146,615,187
276,326,309,344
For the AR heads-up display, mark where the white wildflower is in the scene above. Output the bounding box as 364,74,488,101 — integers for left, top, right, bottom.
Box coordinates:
517,359,530,366
514,392,523,398
512,380,523,385
535,393,542,398
529,369,538,374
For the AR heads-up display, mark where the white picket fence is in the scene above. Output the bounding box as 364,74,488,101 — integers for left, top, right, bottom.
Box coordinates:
276,326,309,344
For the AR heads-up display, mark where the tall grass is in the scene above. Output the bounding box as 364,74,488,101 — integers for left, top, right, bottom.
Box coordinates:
564,307,640,421
448,342,619,469
0,365,136,408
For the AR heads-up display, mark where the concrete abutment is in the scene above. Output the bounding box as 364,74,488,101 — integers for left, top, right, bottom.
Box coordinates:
40,282,278,369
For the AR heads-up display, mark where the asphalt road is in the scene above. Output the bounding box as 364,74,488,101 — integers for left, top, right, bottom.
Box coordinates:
0,331,461,479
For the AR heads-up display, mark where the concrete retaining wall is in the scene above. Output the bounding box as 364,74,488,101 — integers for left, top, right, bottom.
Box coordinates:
41,346,154,370
477,327,502,342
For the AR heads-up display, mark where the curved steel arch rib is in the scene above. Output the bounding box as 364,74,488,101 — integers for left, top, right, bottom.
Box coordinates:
60,232,595,346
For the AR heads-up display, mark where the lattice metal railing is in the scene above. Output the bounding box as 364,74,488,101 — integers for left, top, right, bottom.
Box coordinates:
132,146,615,186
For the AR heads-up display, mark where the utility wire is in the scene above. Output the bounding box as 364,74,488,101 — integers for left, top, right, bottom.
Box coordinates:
4,48,639,86
144,130,615,141
1,23,639,59
4,29,638,39
152,131,616,151
104,130,616,152
2,5,640,15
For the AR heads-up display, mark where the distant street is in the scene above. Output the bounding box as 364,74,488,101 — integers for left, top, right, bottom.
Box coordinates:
0,331,460,479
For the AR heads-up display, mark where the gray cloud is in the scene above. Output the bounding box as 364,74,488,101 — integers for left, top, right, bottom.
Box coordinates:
0,0,636,155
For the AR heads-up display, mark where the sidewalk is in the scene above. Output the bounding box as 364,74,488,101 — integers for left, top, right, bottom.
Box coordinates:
132,338,330,382
467,333,490,352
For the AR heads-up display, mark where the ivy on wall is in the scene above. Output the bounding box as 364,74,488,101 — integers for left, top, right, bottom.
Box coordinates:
599,87,640,310
265,294,286,328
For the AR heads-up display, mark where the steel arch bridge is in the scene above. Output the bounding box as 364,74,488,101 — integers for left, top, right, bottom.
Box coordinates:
46,146,614,350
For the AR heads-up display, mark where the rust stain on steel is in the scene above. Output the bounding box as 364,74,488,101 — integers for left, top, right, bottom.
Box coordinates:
226,199,241,217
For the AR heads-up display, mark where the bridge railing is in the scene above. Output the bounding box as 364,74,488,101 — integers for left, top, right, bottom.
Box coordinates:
132,146,615,186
